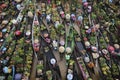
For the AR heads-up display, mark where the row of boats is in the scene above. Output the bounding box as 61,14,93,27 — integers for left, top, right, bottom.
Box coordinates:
0,0,120,80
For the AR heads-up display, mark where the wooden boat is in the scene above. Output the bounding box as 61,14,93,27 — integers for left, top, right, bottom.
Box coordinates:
41,37,61,80
45,5,59,50
37,2,61,79
110,60,120,79
23,10,34,80
97,30,111,61
74,36,93,80
25,8,34,43
98,57,113,80
32,13,40,52
56,3,66,54
66,58,75,80
76,56,91,80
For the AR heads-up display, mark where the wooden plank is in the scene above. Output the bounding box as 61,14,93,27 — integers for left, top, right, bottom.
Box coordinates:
30,55,38,80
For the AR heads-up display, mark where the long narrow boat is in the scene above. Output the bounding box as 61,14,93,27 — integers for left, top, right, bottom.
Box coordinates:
22,5,34,79
32,9,40,52
61,1,76,80
37,4,61,78
84,4,102,79
98,57,113,80
76,56,91,80
40,36,61,80
55,3,66,61
74,36,93,80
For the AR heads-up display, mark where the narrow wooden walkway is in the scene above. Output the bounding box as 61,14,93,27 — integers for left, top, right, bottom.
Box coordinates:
53,50,67,80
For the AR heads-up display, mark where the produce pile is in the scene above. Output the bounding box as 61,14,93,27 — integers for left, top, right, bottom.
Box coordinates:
0,0,120,80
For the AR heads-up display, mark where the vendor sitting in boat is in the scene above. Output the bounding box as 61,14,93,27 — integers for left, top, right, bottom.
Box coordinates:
33,39,40,52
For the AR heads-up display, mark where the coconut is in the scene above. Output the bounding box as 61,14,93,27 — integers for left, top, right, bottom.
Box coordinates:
15,0,22,3
92,53,99,59
68,69,73,73
59,46,65,53
105,22,111,27
66,14,70,20
85,41,90,47
88,78,92,80
114,44,120,49
84,26,89,29
55,21,60,28
8,68,12,73
66,47,72,53
84,57,90,62
2,20,8,25
41,3,45,8
0,12,6,16
37,69,42,74
28,11,33,18
26,31,31,36
34,39,39,43
102,49,108,55
95,24,100,29
11,19,17,24
36,9,40,13
52,40,58,48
